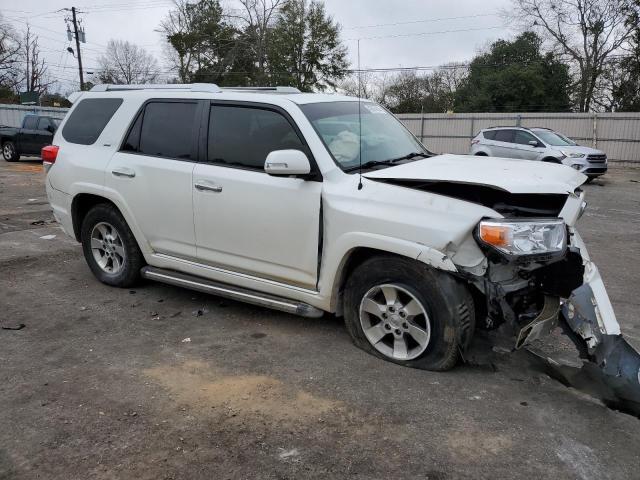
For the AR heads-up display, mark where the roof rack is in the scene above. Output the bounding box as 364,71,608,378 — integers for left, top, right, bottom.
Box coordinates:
90,83,222,93
220,86,301,94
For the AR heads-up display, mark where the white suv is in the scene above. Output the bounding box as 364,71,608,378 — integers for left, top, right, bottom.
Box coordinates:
44,84,638,389
470,126,608,180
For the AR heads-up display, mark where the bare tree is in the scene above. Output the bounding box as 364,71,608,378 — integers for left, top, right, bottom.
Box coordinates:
98,39,160,84
21,25,52,94
510,0,637,111
0,14,21,91
233,0,283,82
336,71,391,104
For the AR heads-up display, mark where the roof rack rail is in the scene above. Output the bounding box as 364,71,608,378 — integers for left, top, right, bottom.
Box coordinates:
220,86,301,94
90,83,222,93
486,125,530,130
528,126,553,130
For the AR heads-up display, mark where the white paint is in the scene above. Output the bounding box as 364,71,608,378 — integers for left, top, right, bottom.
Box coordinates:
39,234,56,240
181,338,191,343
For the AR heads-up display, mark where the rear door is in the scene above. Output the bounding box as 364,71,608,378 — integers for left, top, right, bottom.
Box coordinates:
192,102,322,289
106,100,201,260
492,129,519,158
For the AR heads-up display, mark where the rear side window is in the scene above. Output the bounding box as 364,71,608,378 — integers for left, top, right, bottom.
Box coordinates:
62,98,123,145
23,116,38,129
123,101,197,160
37,117,50,131
482,130,496,140
207,105,304,170
494,129,515,143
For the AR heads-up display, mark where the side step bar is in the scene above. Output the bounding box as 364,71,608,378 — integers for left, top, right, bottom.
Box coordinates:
140,266,324,318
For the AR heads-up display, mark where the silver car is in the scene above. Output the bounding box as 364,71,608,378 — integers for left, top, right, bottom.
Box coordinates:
470,126,607,180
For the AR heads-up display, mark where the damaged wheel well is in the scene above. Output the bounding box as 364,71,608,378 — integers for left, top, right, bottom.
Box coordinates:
71,194,119,242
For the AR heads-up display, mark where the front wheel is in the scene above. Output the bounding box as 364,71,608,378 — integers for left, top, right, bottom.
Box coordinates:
81,204,145,287
2,141,19,161
343,255,475,371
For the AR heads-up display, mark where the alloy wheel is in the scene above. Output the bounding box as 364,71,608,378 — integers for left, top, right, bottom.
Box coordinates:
359,284,431,361
90,222,126,274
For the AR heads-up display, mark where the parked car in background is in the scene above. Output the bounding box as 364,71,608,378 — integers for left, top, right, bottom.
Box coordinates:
1,114,60,162
470,126,607,180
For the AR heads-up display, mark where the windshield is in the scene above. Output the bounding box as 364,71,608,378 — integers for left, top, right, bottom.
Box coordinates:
534,130,576,146
300,101,429,171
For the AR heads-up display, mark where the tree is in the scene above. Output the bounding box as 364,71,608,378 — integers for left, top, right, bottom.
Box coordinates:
98,40,160,84
268,0,348,91
336,71,391,104
454,32,571,112
159,0,238,84
0,13,21,91
510,0,637,112
21,25,52,95
611,1,640,110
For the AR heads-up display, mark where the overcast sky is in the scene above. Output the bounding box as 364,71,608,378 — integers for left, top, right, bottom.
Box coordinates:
0,0,514,92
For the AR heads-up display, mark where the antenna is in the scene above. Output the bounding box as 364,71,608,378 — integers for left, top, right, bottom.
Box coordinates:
357,39,363,191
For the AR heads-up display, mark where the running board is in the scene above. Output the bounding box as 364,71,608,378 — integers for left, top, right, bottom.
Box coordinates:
140,266,324,318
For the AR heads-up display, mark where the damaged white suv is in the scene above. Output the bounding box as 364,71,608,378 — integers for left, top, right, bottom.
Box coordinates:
45,84,639,401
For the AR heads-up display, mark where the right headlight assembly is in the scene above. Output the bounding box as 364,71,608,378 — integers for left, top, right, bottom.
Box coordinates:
477,218,566,257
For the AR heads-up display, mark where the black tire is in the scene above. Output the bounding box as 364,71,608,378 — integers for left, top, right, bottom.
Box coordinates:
343,255,475,371
475,152,488,156
541,157,561,164
80,203,145,287
2,140,19,162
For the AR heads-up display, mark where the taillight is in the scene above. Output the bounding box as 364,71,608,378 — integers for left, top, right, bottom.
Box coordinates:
41,145,59,166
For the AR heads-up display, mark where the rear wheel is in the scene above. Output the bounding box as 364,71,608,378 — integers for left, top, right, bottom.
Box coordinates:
343,255,475,371
81,204,145,287
2,141,19,162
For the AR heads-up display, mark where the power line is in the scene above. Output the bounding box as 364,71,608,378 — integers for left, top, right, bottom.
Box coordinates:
346,25,505,42
343,13,500,30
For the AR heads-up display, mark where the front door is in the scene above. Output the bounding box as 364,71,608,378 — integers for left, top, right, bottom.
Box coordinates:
513,130,542,160
105,100,201,260
192,103,322,289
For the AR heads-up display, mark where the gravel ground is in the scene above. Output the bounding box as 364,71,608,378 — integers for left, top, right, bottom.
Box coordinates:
1,160,639,480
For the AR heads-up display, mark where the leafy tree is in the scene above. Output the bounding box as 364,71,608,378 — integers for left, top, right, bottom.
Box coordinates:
454,32,571,112
611,1,640,111
97,40,160,84
268,0,348,91
511,0,636,112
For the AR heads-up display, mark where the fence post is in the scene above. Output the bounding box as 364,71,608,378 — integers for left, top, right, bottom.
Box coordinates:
470,116,475,140
592,113,598,148
420,114,425,142
516,114,522,127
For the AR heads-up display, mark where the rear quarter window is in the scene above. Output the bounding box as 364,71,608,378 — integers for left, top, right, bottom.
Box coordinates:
482,130,497,140
62,98,123,145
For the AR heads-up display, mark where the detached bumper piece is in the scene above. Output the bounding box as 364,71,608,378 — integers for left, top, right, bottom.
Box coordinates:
562,278,640,416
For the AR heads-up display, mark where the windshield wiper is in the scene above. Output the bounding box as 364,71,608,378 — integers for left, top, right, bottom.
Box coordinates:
343,152,428,172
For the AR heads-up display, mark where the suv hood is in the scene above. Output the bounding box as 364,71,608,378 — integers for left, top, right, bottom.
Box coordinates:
548,145,605,156
363,154,587,194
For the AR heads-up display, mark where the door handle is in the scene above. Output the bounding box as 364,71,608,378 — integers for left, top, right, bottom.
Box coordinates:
194,181,222,193
111,168,136,178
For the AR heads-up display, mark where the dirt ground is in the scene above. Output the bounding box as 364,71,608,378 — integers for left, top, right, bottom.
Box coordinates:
1,160,639,480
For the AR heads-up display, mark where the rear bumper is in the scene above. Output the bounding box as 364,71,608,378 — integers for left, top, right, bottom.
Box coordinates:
45,176,74,238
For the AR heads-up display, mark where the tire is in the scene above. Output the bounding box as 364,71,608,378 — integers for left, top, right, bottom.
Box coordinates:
2,141,19,162
474,152,488,156
343,255,475,371
541,157,561,164
80,203,145,287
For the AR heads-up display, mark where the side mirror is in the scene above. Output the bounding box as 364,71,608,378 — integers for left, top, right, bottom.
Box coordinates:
264,149,311,176
528,140,540,147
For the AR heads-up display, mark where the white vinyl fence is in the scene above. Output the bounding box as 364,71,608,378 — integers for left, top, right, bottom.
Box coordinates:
1,104,638,165
397,112,640,166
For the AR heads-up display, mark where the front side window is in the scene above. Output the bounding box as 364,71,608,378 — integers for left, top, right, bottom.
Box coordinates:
62,98,123,145
533,130,576,146
37,117,51,131
123,101,197,160
207,105,304,170
301,101,428,171
513,130,537,145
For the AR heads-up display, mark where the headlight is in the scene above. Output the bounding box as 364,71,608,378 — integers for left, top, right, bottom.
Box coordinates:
560,150,585,158
477,218,566,256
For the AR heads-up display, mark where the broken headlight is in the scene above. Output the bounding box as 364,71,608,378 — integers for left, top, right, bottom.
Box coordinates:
477,218,566,256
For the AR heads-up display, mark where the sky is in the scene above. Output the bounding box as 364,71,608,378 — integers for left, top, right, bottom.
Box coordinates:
0,0,514,93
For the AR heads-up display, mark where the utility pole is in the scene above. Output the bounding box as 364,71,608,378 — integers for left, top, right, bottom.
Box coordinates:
71,7,84,90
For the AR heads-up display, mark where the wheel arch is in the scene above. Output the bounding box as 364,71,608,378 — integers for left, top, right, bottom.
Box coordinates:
541,156,562,163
